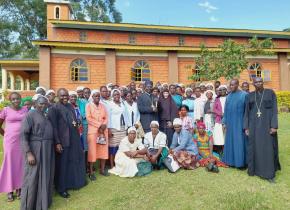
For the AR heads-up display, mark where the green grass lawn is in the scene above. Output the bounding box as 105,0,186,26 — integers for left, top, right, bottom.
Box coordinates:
1,114,290,210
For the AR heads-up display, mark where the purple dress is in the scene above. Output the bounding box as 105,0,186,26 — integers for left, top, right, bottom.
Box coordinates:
0,106,28,192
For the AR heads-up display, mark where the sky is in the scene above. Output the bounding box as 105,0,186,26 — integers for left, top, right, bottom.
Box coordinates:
115,0,290,31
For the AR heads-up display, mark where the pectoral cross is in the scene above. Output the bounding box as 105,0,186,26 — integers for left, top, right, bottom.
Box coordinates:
257,110,262,118
72,120,77,127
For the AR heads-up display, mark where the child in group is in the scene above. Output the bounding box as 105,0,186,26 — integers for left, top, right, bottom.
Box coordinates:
193,122,227,168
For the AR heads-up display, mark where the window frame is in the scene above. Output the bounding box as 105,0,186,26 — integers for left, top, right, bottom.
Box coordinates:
248,62,262,80
179,36,185,46
128,34,136,44
54,6,61,19
131,60,151,82
69,58,90,83
79,31,87,42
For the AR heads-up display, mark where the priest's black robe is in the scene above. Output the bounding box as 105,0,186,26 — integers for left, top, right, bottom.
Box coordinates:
244,89,281,179
47,102,86,193
20,110,54,210
158,95,179,147
137,93,158,133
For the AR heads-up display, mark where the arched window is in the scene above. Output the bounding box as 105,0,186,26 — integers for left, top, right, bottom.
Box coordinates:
70,59,89,82
248,62,262,80
131,60,150,82
55,6,60,19
192,64,201,81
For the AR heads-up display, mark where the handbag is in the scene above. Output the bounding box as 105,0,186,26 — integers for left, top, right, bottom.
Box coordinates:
163,154,180,173
136,160,153,176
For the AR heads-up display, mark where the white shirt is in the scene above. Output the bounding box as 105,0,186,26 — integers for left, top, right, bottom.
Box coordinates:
144,131,167,149
123,101,140,127
108,101,128,130
118,137,145,153
220,96,227,113
193,97,205,121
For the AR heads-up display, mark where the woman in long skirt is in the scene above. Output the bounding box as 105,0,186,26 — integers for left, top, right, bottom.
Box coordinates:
0,92,28,201
108,89,129,168
20,95,55,210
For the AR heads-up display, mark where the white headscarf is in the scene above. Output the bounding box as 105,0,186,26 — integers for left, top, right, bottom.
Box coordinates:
76,86,85,91
69,91,77,96
32,94,41,101
185,87,193,93
89,89,100,101
127,126,137,134
173,118,182,126
111,89,121,98
206,83,214,88
205,90,215,96
45,89,55,96
218,85,228,90
35,86,46,93
150,121,159,127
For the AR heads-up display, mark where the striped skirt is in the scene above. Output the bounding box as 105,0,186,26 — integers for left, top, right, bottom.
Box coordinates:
109,128,127,155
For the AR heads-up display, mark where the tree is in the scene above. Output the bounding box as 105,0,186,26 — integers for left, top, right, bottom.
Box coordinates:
0,0,122,59
191,36,274,81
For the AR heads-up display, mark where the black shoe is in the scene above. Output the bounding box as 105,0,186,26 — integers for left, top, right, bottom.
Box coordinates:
7,192,14,202
89,174,96,181
59,191,70,198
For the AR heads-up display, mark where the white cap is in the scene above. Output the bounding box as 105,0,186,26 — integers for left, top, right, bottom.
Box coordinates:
173,118,183,126
150,121,159,127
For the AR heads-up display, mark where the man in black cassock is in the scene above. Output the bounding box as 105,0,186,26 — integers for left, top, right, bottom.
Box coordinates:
48,88,86,198
244,77,281,183
137,81,158,133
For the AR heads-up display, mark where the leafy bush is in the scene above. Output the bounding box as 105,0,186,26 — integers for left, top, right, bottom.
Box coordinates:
276,91,290,111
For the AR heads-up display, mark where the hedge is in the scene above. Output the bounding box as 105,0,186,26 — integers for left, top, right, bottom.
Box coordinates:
276,91,290,112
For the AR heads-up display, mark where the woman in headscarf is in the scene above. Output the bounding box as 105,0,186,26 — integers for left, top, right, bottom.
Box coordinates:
0,92,28,201
194,121,227,168
86,90,109,180
143,121,168,169
213,85,227,156
204,90,215,132
109,127,148,177
108,89,129,168
20,95,55,210
158,89,179,147
182,88,195,119
170,118,199,170
45,89,56,106
21,97,33,110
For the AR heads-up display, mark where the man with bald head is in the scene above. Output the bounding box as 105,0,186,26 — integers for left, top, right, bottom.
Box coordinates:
244,77,280,183
222,79,248,168
48,88,86,198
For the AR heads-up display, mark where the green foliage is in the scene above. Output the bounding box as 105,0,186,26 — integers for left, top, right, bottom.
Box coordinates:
191,36,274,81
0,0,122,59
0,89,10,110
71,0,122,23
276,91,290,109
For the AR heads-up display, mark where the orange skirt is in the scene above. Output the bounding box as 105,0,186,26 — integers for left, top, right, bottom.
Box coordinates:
87,131,109,162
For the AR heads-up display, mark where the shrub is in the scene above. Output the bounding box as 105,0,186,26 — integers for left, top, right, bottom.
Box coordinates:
276,91,290,112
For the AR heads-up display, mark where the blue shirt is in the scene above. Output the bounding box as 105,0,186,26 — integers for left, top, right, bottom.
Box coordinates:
170,129,198,155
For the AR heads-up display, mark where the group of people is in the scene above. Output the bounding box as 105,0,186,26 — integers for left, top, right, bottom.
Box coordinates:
0,77,280,210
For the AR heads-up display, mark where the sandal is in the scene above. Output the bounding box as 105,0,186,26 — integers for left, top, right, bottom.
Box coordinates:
7,192,14,202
